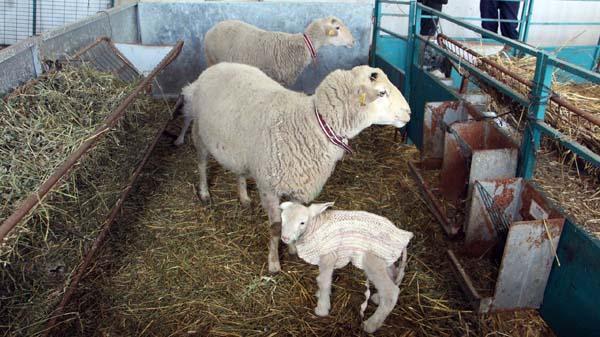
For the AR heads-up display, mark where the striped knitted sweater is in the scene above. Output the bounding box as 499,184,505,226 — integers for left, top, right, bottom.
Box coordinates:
295,210,414,269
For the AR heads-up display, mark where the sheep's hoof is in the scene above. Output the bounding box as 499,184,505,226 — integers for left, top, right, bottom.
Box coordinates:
314,305,329,317
370,293,380,305
240,197,252,208
362,320,379,334
197,190,211,204
173,137,185,147
268,260,281,274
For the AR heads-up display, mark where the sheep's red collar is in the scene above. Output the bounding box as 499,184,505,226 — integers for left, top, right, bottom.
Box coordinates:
303,33,318,63
314,107,353,154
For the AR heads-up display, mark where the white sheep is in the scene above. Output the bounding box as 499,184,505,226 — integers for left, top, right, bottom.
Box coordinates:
174,17,355,146
182,62,410,273
279,201,413,333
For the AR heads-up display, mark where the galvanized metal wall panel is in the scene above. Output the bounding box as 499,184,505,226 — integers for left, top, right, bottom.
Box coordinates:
137,2,372,96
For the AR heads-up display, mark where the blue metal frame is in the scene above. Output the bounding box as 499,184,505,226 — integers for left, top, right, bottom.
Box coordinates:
370,2,600,336
371,0,600,178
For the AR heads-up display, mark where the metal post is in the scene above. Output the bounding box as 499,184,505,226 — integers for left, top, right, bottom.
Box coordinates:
32,0,37,36
593,34,600,72
517,0,529,42
404,0,419,97
518,51,553,179
521,0,535,43
370,0,381,67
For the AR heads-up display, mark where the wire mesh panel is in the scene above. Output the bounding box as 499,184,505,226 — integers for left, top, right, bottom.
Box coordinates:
1,0,34,45
1,0,112,46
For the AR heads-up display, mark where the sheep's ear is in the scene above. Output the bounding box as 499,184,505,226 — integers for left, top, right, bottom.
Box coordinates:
309,202,334,217
279,201,295,210
357,85,379,106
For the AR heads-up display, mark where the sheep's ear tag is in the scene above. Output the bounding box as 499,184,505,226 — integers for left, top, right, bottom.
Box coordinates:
359,92,367,106
327,29,337,37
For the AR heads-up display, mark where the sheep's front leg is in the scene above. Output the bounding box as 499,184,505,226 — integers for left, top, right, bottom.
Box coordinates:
315,253,336,317
362,253,399,333
237,176,252,207
260,191,281,273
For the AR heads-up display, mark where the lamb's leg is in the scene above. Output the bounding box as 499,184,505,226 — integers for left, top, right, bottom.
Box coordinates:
192,131,210,203
259,190,281,273
362,253,399,334
174,114,192,146
237,176,251,207
371,265,398,305
315,253,336,317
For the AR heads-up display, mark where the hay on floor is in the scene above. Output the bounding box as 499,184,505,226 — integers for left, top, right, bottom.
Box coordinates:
0,64,171,336
59,126,554,337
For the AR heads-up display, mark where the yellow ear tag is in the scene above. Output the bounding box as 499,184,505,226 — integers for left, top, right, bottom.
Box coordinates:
359,93,367,106
327,29,337,36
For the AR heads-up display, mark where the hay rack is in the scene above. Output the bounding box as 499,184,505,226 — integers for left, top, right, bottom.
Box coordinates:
436,33,600,130
0,36,183,336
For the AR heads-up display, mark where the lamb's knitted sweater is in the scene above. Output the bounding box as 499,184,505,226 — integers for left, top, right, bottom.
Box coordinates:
295,210,414,269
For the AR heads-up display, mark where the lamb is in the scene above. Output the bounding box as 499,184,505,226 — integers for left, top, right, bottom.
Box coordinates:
279,201,413,333
174,16,355,146
182,62,410,273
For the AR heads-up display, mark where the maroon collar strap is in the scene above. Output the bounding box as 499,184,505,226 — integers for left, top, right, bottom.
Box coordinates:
303,33,318,63
314,107,353,155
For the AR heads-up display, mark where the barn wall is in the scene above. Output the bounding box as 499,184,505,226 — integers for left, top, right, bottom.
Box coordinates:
137,1,372,96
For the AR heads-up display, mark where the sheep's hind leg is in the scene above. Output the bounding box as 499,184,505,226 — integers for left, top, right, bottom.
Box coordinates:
174,114,192,146
315,253,336,316
237,176,252,207
260,191,281,273
362,253,399,333
192,132,210,203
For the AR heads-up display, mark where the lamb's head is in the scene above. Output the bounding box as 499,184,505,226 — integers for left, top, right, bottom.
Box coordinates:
316,66,411,138
279,201,334,244
308,16,355,48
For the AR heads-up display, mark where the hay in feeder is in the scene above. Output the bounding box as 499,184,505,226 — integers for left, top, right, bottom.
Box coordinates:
483,54,600,175
59,126,554,337
0,63,170,336
479,55,600,238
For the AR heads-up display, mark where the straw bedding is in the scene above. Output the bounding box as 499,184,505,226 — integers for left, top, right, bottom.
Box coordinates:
56,126,553,337
0,64,170,336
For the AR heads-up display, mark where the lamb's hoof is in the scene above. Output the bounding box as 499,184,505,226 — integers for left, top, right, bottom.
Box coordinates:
314,305,329,317
362,320,379,334
370,293,380,305
240,197,252,208
268,261,281,274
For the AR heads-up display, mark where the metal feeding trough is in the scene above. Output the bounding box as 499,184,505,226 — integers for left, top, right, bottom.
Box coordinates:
448,178,565,313
410,100,519,236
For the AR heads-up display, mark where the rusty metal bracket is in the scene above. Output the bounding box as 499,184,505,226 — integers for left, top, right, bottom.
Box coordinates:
408,161,461,237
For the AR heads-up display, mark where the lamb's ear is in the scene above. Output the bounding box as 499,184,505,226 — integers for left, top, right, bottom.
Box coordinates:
308,202,334,217
279,201,295,210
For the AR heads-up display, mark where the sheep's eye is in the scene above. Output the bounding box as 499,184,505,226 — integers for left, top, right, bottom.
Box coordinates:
300,222,306,226
336,26,340,30
378,90,387,97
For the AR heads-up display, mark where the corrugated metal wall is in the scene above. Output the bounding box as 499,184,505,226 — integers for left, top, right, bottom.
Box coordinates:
1,0,112,45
